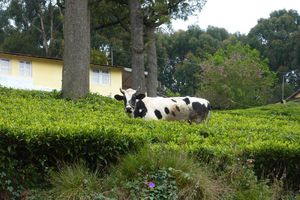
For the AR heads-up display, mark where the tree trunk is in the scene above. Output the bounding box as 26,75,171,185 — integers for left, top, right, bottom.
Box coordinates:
39,11,49,56
146,26,158,97
129,0,146,93
62,0,90,99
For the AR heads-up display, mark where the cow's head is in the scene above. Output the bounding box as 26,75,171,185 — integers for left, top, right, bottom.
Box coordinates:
114,88,145,116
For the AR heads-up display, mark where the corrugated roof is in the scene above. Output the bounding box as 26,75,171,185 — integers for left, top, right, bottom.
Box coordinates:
286,89,300,101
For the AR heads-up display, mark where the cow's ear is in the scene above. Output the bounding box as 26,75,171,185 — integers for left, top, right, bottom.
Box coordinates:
136,93,145,100
114,94,124,101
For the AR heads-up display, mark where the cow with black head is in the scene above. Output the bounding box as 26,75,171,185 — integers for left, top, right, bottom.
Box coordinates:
114,88,211,124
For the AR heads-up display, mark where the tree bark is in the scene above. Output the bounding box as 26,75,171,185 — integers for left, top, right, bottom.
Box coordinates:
129,0,146,93
39,11,49,56
62,0,90,99
145,26,158,97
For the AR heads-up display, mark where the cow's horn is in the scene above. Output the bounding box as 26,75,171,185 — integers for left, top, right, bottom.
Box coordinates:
120,88,124,94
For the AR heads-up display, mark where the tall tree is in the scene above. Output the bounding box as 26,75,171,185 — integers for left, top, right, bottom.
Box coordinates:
143,0,207,96
1,0,63,57
145,25,158,96
129,0,146,92
62,0,90,99
247,9,300,72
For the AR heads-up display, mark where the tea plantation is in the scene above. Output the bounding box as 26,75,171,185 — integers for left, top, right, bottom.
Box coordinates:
0,87,299,198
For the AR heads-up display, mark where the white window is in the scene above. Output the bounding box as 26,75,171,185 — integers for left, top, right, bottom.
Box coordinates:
91,69,111,85
19,61,32,77
0,59,11,74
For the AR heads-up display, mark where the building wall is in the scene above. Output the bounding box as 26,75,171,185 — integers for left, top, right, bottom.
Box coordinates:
0,53,122,97
32,58,62,90
90,68,122,97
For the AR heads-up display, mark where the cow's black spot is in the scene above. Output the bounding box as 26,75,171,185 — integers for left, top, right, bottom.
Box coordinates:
134,100,147,118
192,102,208,116
192,102,209,122
164,107,170,114
171,99,177,103
129,94,136,108
183,97,190,105
192,102,205,113
171,111,176,117
176,105,180,112
154,110,162,119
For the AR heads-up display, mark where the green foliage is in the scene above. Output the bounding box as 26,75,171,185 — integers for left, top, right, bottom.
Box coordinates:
50,162,102,200
0,87,299,197
199,42,276,109
247,9,300,73
1,0,64,57
247,9,300,91
156,25,230,93
0,87,147,198
91,49,108,65
103,145,226,199
174,52,202,95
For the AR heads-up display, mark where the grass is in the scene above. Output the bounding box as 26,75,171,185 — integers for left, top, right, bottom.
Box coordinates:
103,145,227,199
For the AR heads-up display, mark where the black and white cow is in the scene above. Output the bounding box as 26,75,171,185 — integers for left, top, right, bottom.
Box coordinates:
114,88,211,124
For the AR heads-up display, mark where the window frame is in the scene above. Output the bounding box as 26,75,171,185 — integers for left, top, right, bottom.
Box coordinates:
19,60,32,77
91,69,111,85
0,58,11,75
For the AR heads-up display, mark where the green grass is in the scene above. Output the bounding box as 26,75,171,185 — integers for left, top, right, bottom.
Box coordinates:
0,87,299,194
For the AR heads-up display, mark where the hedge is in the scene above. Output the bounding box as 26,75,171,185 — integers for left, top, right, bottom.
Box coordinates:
0,87,299,191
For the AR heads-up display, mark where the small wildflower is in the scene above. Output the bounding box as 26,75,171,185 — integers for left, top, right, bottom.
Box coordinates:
148,181,155,188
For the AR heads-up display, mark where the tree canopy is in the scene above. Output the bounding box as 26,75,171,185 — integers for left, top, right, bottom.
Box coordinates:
0,1,299,107
199,42,276,109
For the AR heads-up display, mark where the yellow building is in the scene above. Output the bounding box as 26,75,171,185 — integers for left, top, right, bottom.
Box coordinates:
0,52,123,97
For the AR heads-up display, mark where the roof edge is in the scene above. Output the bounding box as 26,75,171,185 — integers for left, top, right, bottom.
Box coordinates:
0,51,124,69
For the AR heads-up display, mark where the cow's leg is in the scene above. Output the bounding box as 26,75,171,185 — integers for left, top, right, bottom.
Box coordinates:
204,111,210,125
194,116,203,124
194,112,209,125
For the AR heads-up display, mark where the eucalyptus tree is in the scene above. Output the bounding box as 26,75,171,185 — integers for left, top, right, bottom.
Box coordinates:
142,0,207,96
90,0,147,92
62,0,90,99
1,0,63,57
90,0,208,95
129,0,146,92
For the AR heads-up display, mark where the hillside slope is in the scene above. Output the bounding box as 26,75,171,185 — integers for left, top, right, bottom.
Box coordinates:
0,87,299,189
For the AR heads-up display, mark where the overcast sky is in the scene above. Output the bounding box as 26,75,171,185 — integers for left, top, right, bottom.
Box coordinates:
171,0,300,34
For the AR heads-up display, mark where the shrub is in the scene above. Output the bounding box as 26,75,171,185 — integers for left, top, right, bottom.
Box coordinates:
222,160,274,200
103,145,228,200
49,162,102,200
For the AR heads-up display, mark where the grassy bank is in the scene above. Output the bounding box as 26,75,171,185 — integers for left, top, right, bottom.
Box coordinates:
0,87,299,199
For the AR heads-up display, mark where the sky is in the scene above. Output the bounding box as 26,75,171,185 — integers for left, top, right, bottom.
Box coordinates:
171,0,300,34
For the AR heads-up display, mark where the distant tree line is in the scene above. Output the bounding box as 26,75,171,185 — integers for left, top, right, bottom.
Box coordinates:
0,1,299,107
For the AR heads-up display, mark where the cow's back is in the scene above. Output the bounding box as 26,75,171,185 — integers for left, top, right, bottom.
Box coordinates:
136,96,210,123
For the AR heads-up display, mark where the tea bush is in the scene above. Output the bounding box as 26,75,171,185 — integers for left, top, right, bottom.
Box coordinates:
0,87,299,197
